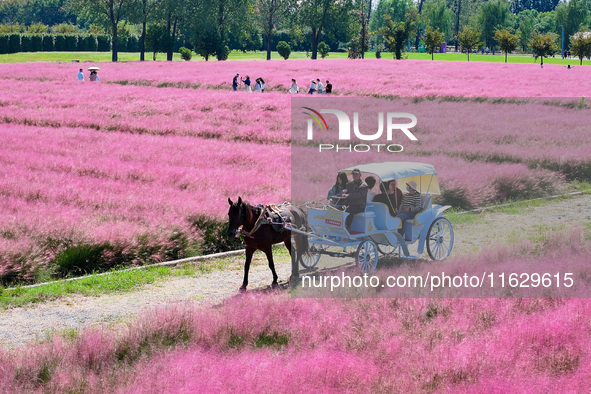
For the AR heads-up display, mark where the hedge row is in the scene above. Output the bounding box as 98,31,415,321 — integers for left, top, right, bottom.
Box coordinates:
0,34,142,54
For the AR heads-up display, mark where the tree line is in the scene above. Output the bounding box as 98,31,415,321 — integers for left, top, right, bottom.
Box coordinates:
0,0,590,62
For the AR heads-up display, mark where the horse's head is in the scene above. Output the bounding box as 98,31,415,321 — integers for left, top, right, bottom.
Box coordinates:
227,197,244,238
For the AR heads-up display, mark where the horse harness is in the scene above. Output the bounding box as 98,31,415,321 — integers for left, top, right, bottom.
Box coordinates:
239,202,294,238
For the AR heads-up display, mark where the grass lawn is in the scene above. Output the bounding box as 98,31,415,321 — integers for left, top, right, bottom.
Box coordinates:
2,50,590,66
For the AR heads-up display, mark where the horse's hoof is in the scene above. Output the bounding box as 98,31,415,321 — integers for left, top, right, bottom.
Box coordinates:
239,286,247,293
271,282,280,289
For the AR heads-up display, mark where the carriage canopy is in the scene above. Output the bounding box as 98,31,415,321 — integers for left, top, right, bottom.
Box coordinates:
342,162,441,195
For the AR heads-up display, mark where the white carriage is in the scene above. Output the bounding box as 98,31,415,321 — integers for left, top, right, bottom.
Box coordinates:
294,162,454,274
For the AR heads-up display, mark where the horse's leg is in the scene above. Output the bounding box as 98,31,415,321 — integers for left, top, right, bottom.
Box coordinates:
262,245,279,289
241,248,255,292
284,237,292,256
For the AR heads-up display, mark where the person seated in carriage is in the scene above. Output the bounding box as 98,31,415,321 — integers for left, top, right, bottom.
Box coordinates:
340,168,368,232
373,179,403,216
365,176,378,204
396,181,422,237
327,172,349,201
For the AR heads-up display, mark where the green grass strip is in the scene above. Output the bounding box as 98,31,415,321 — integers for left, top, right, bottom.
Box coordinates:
2,51,591,65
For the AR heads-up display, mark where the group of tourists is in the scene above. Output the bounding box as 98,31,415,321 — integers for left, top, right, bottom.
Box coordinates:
328,169,422,238
232,74,333,94
233,74,266,92
291,78,332,94
76,68,99,82
306,78,332,94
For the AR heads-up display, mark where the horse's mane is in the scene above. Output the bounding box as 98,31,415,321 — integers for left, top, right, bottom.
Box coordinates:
240,200,258,224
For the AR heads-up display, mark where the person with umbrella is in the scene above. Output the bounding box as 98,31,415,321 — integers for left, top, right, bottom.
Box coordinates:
88,67,100,82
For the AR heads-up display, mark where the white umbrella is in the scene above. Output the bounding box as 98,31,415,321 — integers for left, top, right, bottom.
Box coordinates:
87,66,100,71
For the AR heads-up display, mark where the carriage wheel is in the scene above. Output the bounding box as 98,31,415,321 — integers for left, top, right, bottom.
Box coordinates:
377,244,396,255
356,240,379,274
426,217,454,261
300,244,321,269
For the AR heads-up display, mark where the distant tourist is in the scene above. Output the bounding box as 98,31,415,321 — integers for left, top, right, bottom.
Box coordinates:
232,73,239,91
289,78,299,93
89,70,98,82
77,68,84,81
567,64,573,69
242,75,251,92
316,78,325,94
308,79,317,94
259,77,265,92
325,80,332,94
254,78,262,92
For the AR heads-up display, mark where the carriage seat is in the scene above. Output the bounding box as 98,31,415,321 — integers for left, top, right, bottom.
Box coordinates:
413,195,433,226
401,195,432,241
366,203,401,231
350,210,376,233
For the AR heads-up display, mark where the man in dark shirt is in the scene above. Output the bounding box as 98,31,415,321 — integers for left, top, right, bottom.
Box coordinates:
232,73,239,91
325,80,332,94
341,168,368,232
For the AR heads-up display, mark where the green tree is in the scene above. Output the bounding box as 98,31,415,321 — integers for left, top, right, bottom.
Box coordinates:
476,0,510,49
511,0,560,13
555,0,588,48
379,9,419,59
351,0,373,58
67,0,130,61
256,0,292,60
153,0,188,61
424,25,444,60
193,24,219,61
128,0,157,61
299,0,349,59
570,31,591,65
179,46,192,60
276,40,291,59
529,32,557,67
145,23,168,60
317,40,329,58
28,22,49,34
422,0,452,41
516,9,537,52
195,0,249,61
494,29,518,63
370,0,414,31
458,25,481,61
50,22,77,33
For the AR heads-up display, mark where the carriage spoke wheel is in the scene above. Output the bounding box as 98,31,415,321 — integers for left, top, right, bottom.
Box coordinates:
427,217,454,261
356,240,379,274
300,244,321,269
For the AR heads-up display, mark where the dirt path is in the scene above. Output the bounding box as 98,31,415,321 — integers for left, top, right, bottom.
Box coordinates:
1,194,590,348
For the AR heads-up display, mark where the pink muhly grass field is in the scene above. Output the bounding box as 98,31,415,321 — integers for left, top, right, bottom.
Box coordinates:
2,59,591,97
0,123,290,280
1,230,590,392
0,79,291,144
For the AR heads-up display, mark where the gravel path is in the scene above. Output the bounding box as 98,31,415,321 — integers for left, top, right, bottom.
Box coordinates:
1,194,590,348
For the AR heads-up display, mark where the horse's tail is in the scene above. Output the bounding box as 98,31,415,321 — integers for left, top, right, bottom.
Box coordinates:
290,205,309,264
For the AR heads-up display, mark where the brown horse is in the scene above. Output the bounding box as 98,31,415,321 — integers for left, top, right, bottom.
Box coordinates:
227,197,308,291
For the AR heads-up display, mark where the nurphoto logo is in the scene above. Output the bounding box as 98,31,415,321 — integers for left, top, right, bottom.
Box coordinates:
302,107,418,153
